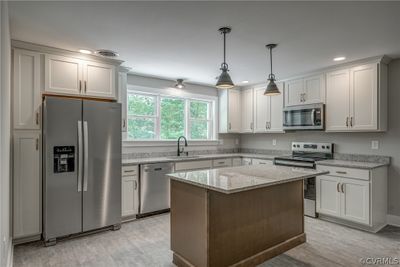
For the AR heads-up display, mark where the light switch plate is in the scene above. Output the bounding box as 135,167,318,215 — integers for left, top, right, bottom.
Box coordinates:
272,139,277,146
371,140,379,150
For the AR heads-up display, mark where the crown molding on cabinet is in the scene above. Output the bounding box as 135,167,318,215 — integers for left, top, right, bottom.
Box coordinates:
12,39,124,66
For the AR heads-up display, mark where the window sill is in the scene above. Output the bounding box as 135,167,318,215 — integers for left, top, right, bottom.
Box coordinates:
123,140,220,147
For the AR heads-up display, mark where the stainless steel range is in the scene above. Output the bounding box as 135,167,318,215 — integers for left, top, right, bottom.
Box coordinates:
274,142,334,217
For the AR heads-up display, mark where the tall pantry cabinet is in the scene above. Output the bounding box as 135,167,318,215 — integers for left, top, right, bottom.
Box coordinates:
11,41,123,243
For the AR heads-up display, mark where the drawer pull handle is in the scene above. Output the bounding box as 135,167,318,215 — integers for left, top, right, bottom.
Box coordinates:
134,180,138,190
341,183,345,193
124,170,135,173
336,171,347,174
218,162,225,164
35,112,39,125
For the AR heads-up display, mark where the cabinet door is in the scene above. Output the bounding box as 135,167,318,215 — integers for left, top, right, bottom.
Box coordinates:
241,88,254,133
45,54,83,95
285,78,303,107
83,61,116,99
13,131,41,238
227,89,241,132
232,158,242,166
340,178,370,225
316,175,341,218
13,49,41,130
253,87,270,133
304,74,325,104
269,83,284,132
326,69,350,131
350,64,378,131
252,159,273,165
122,175,138,217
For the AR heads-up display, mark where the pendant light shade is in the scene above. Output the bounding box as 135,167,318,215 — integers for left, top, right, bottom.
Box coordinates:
264,44,281,96
216,27,235,89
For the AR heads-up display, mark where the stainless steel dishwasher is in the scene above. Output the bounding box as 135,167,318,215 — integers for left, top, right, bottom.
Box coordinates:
138,162,174,217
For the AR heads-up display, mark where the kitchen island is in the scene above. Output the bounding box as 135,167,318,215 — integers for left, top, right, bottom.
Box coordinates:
167,165,328,267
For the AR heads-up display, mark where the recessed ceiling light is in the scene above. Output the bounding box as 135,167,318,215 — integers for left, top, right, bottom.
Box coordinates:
242,80,249,84
79,49,92,55
333,56,346,61
174,79,185,89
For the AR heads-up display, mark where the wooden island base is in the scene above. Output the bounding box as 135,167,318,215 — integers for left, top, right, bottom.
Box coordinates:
170,179,305,267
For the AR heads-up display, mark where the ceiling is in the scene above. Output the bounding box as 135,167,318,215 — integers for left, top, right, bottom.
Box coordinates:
8,1,400,86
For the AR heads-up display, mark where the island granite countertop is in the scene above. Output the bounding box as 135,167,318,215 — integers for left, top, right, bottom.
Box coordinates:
167,165,328,194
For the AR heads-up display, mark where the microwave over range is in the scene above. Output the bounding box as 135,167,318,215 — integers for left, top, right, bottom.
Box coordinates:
283,103,324,131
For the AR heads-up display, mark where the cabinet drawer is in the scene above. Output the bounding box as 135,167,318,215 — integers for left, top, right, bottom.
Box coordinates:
212,158,232,168
122,165,138,176
252,158,273,165
232,158,242,166
175,160,212,171
317,165,370,181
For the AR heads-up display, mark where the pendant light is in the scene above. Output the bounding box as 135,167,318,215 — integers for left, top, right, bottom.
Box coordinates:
174,79,185,89
216,27,235,89
264,44,281,96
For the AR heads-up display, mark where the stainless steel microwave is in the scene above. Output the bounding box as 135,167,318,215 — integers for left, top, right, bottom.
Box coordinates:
283,103,324,130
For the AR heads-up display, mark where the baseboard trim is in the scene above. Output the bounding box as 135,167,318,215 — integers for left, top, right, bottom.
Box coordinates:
387,214,400,227
7,242,13,267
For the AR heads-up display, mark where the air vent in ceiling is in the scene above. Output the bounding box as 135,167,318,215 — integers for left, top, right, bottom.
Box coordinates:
95,49,119,57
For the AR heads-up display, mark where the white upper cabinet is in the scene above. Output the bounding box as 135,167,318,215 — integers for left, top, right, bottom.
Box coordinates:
350,64,378,131
45,54,82,95
326,62,387,132
253,83,284,133
241,88,254,133
285,79,304,107
83,61,116,98
326,69,351,131
45,54,117,99
13,49,42,130
284,74,325,107
219,89,241,133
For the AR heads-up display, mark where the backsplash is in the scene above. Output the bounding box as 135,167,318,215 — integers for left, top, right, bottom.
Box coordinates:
122,148,240,160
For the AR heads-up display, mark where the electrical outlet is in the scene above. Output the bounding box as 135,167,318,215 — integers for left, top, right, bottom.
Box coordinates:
235,138,239,145
371,140,379,150
272,139,277,146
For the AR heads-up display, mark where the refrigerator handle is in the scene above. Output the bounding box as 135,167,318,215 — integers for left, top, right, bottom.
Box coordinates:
83,121,89,192
77,121,83,192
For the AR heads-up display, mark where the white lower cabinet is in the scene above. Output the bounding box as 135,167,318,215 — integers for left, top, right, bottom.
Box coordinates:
212,158,232,168
13,131,41,239
251,158,273,166
232,158,242,166
316,165,387,232
175,160,212,171
121,165,139,218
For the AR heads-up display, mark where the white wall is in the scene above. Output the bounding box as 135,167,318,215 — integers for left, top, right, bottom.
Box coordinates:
124,74,240,154
0,1,13,266
240,59,400,217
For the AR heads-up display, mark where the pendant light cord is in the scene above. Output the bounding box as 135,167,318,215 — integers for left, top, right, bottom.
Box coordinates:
270,46,273,76
223,31,226,65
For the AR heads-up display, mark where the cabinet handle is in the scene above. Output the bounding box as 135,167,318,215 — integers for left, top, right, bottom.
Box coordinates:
35,112,39,125
84,81,87,93
134,180,138,190
265,121,268,130
79,80,82,92
35,138,39,150
346,117,349,127
123,119,126,128
337,183,340,193
124,170,135,173
336,171,347,175
250,122,253,130
350,117,353,127
341,183,345,193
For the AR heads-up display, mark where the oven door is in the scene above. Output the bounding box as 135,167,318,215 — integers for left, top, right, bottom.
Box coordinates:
283,104,324,130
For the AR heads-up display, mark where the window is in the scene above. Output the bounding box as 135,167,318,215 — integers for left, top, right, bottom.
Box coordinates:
127,91,215,141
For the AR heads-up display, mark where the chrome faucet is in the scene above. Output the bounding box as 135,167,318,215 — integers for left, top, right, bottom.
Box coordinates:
177,136,188,157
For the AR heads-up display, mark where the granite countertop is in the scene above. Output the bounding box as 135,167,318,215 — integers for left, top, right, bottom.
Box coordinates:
316,160,389,170
167,165,328,194
122,153,280,165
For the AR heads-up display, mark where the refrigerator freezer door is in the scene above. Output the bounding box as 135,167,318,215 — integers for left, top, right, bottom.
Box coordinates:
82,100,121,232
43,96,83,240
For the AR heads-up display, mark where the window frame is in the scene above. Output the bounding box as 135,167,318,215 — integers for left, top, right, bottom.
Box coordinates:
125,87,217,144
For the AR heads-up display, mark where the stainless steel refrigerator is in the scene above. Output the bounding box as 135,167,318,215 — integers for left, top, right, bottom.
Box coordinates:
43,96,121,245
